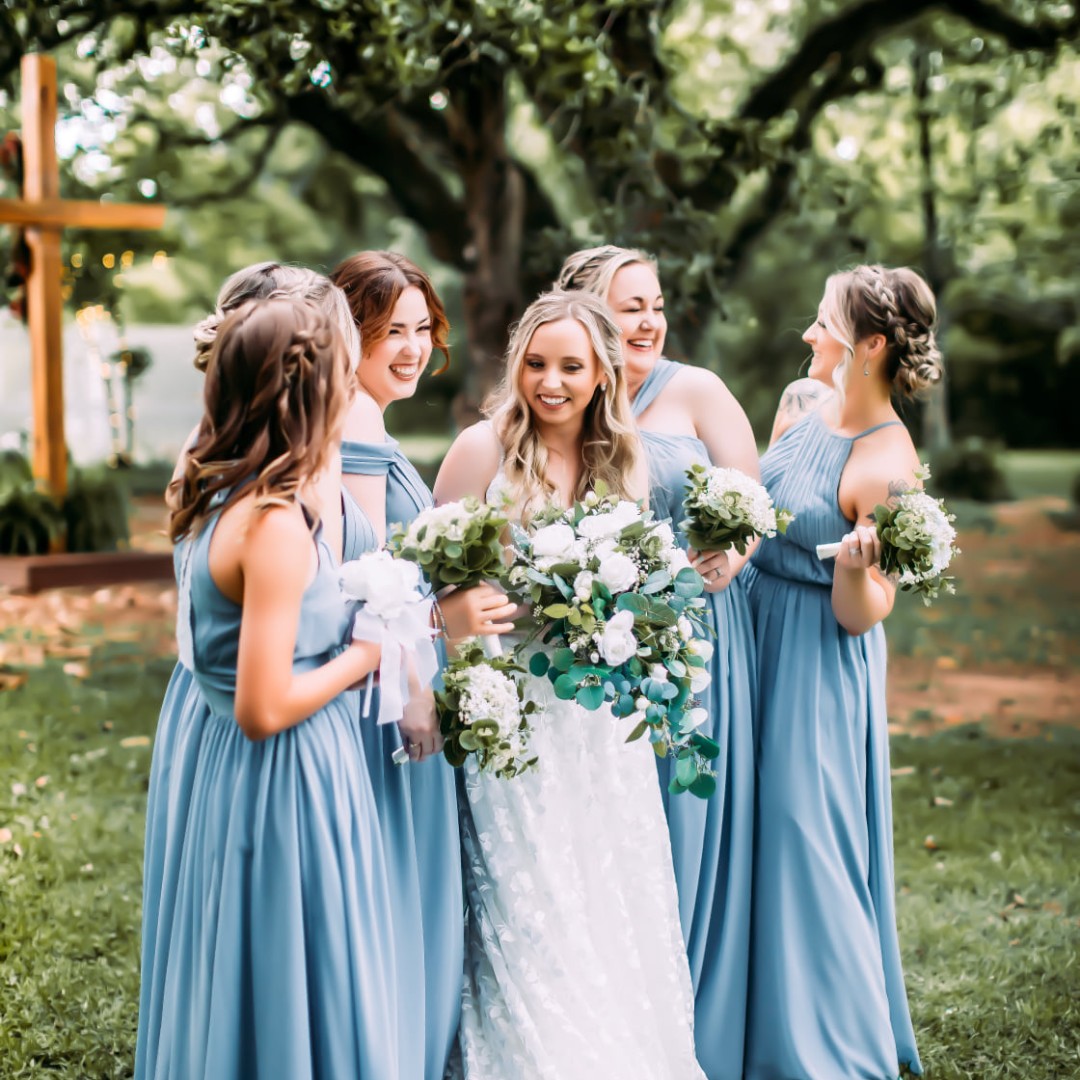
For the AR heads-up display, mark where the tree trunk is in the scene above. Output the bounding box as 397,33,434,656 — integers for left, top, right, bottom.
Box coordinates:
913,39,951,453
445,67,526,427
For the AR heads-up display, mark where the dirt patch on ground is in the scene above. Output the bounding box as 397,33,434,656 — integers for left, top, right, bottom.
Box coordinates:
3,496,1078,734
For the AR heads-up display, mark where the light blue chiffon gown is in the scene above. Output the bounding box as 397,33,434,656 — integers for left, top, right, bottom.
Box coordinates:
743,408,922,1079
341,438,464,1080
134,496,399,1079
632,359,755,1079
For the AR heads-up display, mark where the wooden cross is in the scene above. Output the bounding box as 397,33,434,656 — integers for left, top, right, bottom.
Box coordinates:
0,53,166,501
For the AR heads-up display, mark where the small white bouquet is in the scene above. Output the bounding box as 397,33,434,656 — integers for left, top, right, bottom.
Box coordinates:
680,463,793,554
816,464,959,604
389,497,508,656
340,549,439,724
436,639,538,779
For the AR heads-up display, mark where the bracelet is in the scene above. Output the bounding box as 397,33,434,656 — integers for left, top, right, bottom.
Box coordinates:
431,597,449,639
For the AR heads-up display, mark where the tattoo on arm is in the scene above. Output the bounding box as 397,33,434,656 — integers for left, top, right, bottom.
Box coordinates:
887,478,907,499
780,381,828,419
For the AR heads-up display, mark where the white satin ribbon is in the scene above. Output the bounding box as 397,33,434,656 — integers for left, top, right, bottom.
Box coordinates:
352,599,439,726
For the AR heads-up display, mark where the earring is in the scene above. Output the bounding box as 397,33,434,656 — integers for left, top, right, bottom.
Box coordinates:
601,384,608,392
863,363,870,377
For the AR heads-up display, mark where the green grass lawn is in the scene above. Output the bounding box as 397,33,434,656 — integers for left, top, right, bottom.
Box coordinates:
1,658,1077,1077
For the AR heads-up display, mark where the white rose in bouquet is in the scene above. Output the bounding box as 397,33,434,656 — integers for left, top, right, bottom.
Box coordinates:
576,499,642,540
597,552,639,594
598,609,638,665
531,522,578,564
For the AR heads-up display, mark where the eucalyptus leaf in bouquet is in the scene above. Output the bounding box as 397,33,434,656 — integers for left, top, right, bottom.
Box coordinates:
680,463,793,554
437,639,538,779
507,485,720,798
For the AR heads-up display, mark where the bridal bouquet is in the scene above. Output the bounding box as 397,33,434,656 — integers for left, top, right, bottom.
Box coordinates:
816,464,958,605
680,463,794,554
508,486,720,797
389,497,509,655
340,550,439,725
436,639,538,779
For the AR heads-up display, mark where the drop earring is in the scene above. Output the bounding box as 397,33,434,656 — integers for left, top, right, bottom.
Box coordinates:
863,362,870,377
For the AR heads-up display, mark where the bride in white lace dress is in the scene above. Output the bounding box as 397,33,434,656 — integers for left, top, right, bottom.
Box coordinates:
434,291,704,1080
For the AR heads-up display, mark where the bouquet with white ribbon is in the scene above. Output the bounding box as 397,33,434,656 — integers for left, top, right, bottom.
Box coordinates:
508,485,719,798
389,498,509,657
436,639,537,779
816,464,959,604
680,463,793,554
340,550,439,725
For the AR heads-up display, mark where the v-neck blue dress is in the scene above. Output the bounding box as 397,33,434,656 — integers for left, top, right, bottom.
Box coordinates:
632,359,756,1079
342,438,464,1080
743,408,922,1078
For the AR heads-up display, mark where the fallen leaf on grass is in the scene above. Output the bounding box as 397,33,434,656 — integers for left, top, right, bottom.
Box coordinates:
1042,900,1064,915
0,828,12,844
932,795,954,807
936,656,959,670
34,775,48,789
924,835,939,851
1009,938,1021,946
120,735,151,749
891,766,917,777
0,671,28,691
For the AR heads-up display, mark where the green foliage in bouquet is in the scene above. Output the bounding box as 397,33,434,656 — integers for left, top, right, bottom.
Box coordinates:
510,484,720,797
873,467,959,605
436,639,538,780
680,462,793,555
388,497,508,591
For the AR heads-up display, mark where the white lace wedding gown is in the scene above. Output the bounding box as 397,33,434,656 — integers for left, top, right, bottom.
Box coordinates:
450,472,705,1080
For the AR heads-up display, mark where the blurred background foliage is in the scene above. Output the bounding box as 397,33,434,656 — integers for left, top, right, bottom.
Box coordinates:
1,0,1077,445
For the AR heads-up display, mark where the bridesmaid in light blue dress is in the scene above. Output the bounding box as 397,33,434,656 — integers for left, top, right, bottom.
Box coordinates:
743,265,939,1078
332,252,513,1080
136,298,397,1078
558,247,758,1079
138,263,364,1065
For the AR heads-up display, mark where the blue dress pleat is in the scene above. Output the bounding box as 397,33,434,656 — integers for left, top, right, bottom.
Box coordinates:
743,409,922,1079
135,501,399,1080
342,440,464,1080
632,359,756,1079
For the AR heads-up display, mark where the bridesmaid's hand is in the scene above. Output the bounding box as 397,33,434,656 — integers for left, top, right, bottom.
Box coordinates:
689,547,732,593
439,583,519,641
398,687,443,762
834,525,881,573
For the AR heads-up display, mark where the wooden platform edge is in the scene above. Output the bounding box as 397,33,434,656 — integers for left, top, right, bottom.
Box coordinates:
0,551,174,593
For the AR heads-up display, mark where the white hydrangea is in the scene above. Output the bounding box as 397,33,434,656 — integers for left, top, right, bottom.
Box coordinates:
700,467,781,536
894,491,957,582
458,665,523,729
404,502,469,548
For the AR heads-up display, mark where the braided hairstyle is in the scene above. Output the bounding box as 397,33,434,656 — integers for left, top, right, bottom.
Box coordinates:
554,244,656,299
170,298,351,541
192,262,361,374
820,264,943,399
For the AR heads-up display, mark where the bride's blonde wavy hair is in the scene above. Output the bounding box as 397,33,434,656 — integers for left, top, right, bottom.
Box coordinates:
170,298,351,542
485,290,643,521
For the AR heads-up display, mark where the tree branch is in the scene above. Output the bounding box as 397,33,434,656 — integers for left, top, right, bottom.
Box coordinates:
284,92,469,269
741,0,1078,123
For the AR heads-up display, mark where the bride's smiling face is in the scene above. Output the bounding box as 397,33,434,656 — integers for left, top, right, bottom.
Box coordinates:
519,318,604,432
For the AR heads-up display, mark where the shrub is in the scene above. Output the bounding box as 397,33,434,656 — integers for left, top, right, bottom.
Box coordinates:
930,437,1011,503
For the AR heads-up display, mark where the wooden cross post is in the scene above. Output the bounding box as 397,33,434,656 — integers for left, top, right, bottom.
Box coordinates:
0,53,166,501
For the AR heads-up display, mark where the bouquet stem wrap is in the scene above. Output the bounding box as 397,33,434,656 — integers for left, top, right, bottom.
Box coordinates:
481,632,503,658
352,602,439,726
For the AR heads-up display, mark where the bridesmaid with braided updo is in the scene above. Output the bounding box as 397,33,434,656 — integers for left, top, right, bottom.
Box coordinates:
743,265,941,1078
